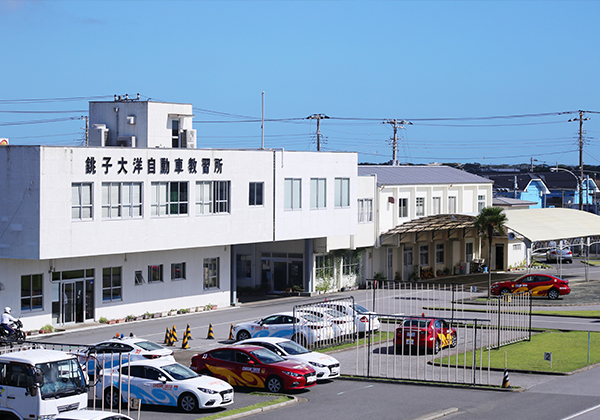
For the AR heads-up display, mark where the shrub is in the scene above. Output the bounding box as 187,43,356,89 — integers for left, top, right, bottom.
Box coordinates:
99,317,108,324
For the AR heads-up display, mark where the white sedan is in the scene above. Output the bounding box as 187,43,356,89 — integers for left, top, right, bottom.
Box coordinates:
235,337,341,380
232,311,337,347
96,358,234,413
321,301,380,334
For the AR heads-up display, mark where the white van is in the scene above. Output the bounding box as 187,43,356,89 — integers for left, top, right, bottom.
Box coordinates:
0,349,88,420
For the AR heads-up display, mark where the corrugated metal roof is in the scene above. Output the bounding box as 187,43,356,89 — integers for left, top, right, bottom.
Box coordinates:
358,165,493,186
384,214,475,235
506,208,600,241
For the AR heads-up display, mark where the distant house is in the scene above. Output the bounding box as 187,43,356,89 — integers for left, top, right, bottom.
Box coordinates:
536,171,599,210
467,170,549,209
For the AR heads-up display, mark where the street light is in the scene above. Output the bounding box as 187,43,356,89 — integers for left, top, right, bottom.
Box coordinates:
550,166,583,210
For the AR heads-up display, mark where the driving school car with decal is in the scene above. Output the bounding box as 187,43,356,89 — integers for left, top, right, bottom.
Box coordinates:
190,345,317,393
96,358,233,413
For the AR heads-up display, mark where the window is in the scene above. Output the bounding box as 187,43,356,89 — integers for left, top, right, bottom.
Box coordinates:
214,181,230,213
204,258,219,289
315,255,334,280
342,252,360,276
448,196,457,214
432,197,441,215
310,178,327,209
284,178,302,210
513,244,522,251
358,199,373,223
334,178,350,208
466,243,474,263
102,182,142,219
196,181,230,214
21,274,43,312
102,267,122,302
236,254,252,279
399,198,408,218
249,182,264,206
478,195,486,213
436,244,444,264
420,245,429,265
148,264,164,283
134,270,144,285
151,182,188,216
171,262,186,281
416,197,425,217
72,183,92,220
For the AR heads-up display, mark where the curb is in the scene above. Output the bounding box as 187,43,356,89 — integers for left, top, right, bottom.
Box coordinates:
411,407,459,420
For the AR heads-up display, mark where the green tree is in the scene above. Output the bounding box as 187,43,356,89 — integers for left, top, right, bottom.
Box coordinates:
474,206,508,298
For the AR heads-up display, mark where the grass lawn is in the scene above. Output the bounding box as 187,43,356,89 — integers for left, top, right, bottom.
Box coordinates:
318,331,394,352
439,330,600,373
532,310,600,317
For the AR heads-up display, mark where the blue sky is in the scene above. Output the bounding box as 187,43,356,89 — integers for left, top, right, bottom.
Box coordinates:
1,1,599,167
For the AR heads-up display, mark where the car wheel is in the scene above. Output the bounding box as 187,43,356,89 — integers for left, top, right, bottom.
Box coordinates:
434,340,440,354
236,330,251,341
450,332,457,348
265,376,284,393
500,288,511,296
178,392,199,413
104,386,121,408
547,289,560,300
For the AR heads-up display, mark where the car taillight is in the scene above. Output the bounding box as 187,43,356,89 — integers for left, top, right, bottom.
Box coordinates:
359,316,369,323
143,354,161,359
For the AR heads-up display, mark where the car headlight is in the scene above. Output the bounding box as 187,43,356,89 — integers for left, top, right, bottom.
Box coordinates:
282,370,302,377
309,361,326,368
198,387,217,394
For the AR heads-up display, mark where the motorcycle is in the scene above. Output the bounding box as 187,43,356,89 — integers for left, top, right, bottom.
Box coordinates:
0,319,26,341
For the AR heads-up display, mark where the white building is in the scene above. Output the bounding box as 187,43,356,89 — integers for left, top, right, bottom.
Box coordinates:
0,99,357,330
355,165,496,281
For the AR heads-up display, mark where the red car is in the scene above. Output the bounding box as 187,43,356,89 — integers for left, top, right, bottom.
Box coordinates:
490,273,570,300
190,345,317,393
395,318,457,354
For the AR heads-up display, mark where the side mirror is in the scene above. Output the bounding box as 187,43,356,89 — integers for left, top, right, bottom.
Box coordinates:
33,368,44,386
247,360,255,365
158,375,167,383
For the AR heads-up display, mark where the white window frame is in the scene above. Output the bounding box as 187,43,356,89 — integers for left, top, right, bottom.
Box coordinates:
284,178,302,210
72,182,93,220
399,198,409,218
478,195,486,213
432,196,441,215
435,243,444,264
448,196,457,214
310,178,327,209
204,258,220,289
334,177,350,208
416,197,425,217
151,181,188,216
420,245,429,266
148,264,164,283
358,198,373,223
102,182,142,219
249,182,264,206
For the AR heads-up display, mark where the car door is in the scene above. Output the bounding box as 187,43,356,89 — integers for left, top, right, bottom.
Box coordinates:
262,315,294,338
528,275,549,296
232,350,265,388
140,366,177,406
205,349,237,384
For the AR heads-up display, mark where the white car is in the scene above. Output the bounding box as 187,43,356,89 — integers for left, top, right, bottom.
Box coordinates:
321,301,380,334
81,335,174,372
96,358,234,413
232,311,337,347
296,307,352,338
235,337,341,380
55,409,134,420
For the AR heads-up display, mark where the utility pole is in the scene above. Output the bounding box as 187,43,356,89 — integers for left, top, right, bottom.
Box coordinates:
306,114,329,151
81,116,89,147
569,111,590,210
383,119,412,166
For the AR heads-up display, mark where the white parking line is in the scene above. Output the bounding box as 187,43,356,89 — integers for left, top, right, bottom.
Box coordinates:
560,403,600,420
337,384,374,395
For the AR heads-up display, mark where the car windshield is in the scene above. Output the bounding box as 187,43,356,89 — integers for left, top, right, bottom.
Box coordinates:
161,363,198,380
353,304,369,314
251,348,285,364
297,313,322,323
37,358,87,399
402,319,428,328
277,340,310,355
134,340,165,352
323,308,346,318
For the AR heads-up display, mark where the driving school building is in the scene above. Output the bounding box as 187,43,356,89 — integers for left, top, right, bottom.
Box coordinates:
0,99,357,330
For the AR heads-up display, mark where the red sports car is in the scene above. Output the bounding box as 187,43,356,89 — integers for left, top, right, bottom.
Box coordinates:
190,345,317,393
395,318,457,354
490,273,570,300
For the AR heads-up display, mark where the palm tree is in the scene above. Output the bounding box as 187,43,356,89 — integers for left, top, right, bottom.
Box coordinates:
474,206,508,298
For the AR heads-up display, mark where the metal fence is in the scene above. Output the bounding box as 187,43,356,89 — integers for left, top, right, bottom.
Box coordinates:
486,292,532,349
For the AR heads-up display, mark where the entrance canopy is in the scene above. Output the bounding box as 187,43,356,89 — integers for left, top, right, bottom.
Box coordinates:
505,208,600,242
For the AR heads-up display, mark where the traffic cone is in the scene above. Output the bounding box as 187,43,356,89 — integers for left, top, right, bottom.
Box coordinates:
206,323,215,339
185,324,192,340
182,331,189,349
172,325,178,342
228,324,234,340
163,327,170,344
501,369,510,388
